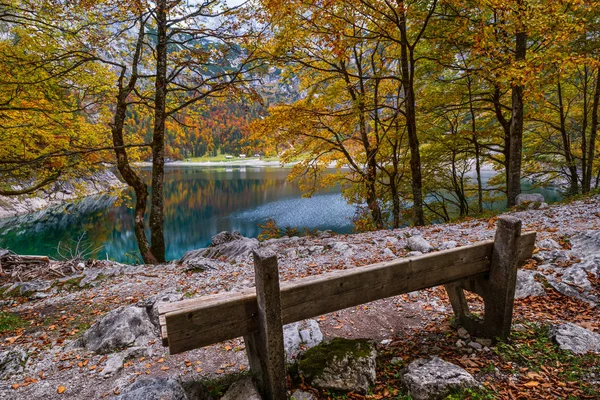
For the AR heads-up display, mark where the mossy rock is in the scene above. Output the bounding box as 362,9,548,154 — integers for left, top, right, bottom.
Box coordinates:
298,338,376,395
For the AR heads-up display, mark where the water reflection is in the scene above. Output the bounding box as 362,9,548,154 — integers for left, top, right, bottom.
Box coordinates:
0,166,564,262
0,167,355,262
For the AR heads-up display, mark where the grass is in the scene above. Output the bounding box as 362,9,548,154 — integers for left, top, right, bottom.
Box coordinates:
0,311,26,333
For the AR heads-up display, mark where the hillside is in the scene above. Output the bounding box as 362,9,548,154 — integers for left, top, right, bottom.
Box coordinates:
0,195,599,399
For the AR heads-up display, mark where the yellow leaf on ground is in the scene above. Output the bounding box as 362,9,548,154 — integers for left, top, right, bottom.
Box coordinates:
57,385,66,394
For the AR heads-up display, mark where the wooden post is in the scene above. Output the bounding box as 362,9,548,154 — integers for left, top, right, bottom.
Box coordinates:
445,216,522,341
483,215,521,340
243,249,287,400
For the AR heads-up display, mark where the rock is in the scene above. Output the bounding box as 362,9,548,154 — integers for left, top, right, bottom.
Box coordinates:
545,265,598,305
455,340,465,348
402,357,479,400
221,377,262,400
299,338,377,395
283,319,323,358
391,356,403,365
538,202,549,209
73,305,156,354
116,377,190,400
290,390,317,400
382,248,395,258
212,231,244,246
537,238,560,250
187,231,259,260
406,251,423,257
570,230,600,256
139,292,184,328
407,236,433,253
475,338,492,347
99,353,124,378
549,323,600,354
439,241,457,250
380,339,392,346
468,341,482,351
515,269,546,299
457,327,470,340
0,349,27,379
516,193,545,205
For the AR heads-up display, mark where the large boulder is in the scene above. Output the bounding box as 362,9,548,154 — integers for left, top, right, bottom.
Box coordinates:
402,357,479,400
0,349,27,379
515,269,546,299
516,193,545,206
283,319,324,358
73,305,156,354
138,292,184,328
407,236,433,253
182,231,259,261
545,264,599,305
221,377,262,400
298,338,377,395
549,323,600,354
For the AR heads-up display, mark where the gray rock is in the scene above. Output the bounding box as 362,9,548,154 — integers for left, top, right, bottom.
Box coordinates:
546,265,598,305
283,319,323,358
571,230,600,256
290,390,317,400
538,202,549,209
221,377,261,400
515,269,546,299
516,193,545,205
140,292,184,328
0,349,27,379
382,248,395,258
475,338,493,347
18,280,52,295
457,327,470,340
407,236,433,253
537,238,560,250
187,231,259,261
99,353,124,378
299,338,376,395
178,252,221,272
549,323,600,354
439,241,457,250
402,357,479,400
73,305,157,354
116,377,189,400
468,341,482,351
406,251,423,257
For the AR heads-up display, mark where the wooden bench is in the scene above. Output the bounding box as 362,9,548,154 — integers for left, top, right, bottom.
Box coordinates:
159,216,535,400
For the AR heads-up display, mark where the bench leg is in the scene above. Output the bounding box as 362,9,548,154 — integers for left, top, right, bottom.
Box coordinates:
243,250,287,400
445,216,521,341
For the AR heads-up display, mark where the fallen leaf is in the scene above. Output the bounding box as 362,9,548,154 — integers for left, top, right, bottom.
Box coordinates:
57,385,66,394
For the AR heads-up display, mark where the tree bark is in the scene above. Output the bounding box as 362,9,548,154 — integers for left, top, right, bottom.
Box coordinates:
149,0,168,262
557,80,580,195
506,28,527,207
584,65,600,193
398,6,425,226
110,18,158,265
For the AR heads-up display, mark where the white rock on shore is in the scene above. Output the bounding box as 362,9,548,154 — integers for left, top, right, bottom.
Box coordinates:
0,169,125,219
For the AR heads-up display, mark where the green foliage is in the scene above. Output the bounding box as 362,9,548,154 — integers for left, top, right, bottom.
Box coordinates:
0,311,26,333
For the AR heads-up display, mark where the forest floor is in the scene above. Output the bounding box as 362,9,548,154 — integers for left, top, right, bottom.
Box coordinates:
0,195,599,399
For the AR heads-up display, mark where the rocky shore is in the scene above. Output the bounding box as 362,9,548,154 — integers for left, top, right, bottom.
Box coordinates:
0,195,599,399
0,170,125,219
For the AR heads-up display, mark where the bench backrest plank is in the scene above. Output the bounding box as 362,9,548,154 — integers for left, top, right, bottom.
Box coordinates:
160,231,535,355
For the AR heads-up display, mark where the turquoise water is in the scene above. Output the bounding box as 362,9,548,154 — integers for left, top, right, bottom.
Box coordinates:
0,166,563,262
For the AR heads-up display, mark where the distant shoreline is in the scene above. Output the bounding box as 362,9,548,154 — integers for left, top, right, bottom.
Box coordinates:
134,158,295,168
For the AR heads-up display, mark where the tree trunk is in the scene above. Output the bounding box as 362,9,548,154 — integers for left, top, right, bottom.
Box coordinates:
399,9,424,226
557,80,579,195
110,18,158,265
584,65,600,193
506,28,526,207
149,0,168,262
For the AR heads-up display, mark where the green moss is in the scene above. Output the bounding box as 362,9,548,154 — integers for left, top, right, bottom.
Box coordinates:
0,311,26,333
298,338,373,379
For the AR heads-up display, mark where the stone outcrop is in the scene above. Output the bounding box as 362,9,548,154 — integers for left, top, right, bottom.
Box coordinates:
181,231,259,261
0,349,27,379
298,338,377,395
516,193,545,206
515,269,546,299
221,377,262,400
283,319,324,358
402,357,479,400
549,323,600,354
71,305,157,354
115,377,191,400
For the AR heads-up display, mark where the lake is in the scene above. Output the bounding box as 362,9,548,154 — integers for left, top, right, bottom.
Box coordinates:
0,166,563,262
